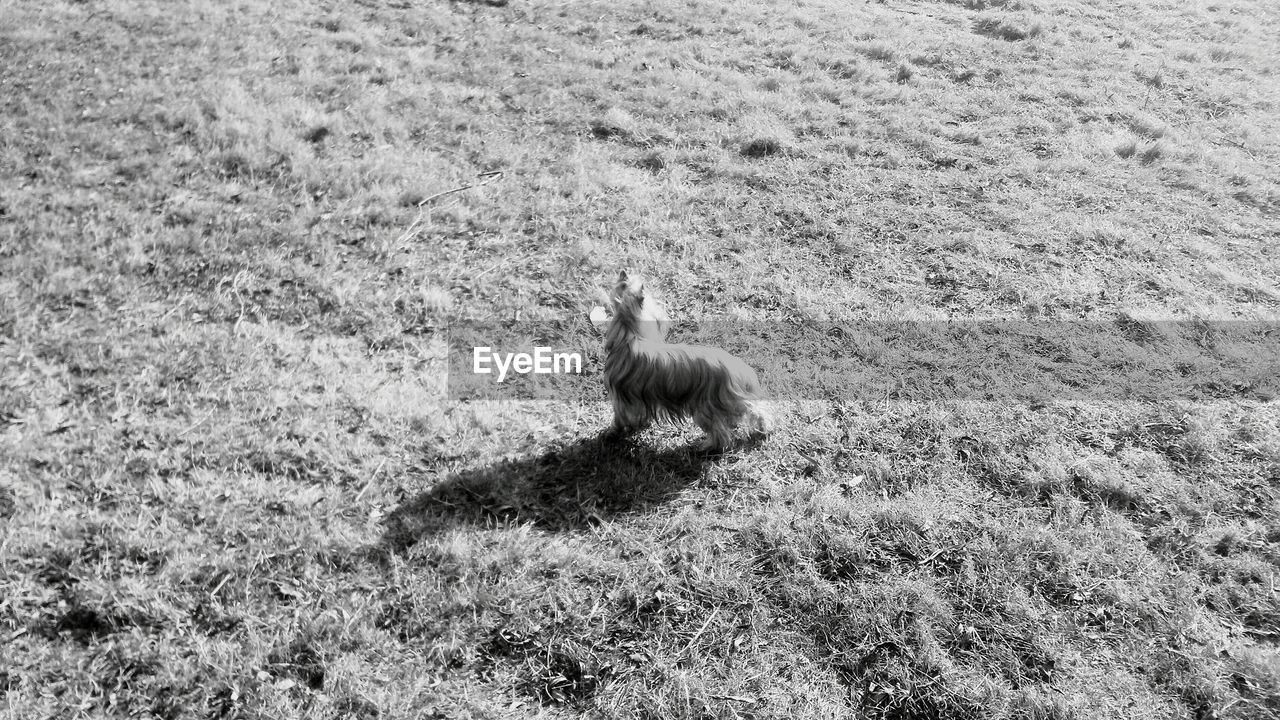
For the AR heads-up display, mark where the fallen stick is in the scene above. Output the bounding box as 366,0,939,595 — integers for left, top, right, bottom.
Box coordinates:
396,171,507,245
417,170,505,206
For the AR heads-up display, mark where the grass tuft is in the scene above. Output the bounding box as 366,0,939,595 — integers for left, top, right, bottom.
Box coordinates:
856,41,898,62
303,124,332,144
738,113,794,158
590,107,641,140
973,15,1045,41
1137,140,1167,164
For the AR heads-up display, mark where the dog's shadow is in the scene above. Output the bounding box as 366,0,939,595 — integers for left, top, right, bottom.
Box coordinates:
382,434,728,548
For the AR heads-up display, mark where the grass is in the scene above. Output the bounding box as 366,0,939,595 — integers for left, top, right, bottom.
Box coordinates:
2,0,1279,718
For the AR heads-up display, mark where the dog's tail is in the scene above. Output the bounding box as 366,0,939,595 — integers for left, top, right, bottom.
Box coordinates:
714,361,771,436
721,361,768,435
745,399,772,436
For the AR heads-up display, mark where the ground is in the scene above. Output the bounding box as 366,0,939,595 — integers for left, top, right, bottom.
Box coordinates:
1,0,1279,718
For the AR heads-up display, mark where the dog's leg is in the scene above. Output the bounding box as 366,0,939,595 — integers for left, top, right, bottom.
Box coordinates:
606,419,625,439
606,410,631,439
606,400,648,440
694,414,733,453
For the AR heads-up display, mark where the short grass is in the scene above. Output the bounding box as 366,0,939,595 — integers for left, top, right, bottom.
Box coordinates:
2,0,1279,718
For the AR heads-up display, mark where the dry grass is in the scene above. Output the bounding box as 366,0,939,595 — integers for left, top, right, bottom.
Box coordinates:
2,0,1279,718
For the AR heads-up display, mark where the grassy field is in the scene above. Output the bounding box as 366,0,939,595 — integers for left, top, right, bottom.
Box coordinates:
2,0,1279,717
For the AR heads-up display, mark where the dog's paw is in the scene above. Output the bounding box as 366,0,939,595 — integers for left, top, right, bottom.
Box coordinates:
604,421,638,442
697,438,728,454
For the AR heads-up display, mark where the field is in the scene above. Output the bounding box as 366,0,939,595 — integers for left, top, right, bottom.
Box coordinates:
2,0,1279,717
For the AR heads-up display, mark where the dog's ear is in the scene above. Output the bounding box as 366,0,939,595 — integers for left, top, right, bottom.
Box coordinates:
617,269,645,297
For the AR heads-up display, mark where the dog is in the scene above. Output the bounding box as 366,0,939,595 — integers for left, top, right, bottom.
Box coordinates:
600,270,770,451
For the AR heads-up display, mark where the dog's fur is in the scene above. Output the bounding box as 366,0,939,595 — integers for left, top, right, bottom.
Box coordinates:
603,270,770,451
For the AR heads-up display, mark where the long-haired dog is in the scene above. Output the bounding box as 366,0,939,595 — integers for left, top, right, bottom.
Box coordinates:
601,270,770,451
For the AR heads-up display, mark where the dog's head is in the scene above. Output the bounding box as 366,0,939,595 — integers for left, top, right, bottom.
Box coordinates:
610,269,648,315
591,270,669,339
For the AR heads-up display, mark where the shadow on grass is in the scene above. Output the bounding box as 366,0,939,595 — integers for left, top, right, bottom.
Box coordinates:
382,433,717,547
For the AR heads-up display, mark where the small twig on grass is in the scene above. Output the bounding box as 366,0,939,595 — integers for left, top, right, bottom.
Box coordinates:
710,695,757,704
915,538,973,566
915,548,945,565
178,413,213,438
210,570,233,598
396,171,506,246
416,170,505,207
1223,138,1255,158
356,458,387,501
888,7,935,17
254,545,303,570
469,261,506,283
679,606,721,657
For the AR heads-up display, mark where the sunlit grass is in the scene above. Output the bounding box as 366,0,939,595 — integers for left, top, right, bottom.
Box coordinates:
1,0,1278,718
